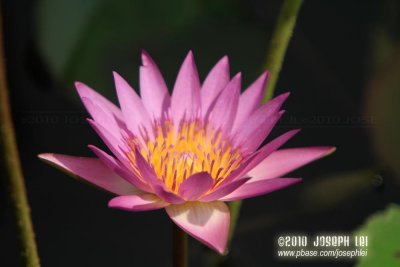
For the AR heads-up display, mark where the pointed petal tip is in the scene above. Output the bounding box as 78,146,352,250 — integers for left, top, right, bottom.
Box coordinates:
260,70,269,79
108,197,120,208
74,81,83,88
112,70,121,80
232,72,242,80
87,144,100,154
219,55,229,65
74,81,88,95
184,50,195,63
292,128,301,134
38,153,52,161
141,49,153,66
325,146,337,155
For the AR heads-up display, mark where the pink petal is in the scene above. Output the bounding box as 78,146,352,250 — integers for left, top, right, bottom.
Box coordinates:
233,71,269,132
75,81,123,122
178,172,214,200
201,56,230,117
140,51,170,118
206,73,241,133
80,97,124,139
171,51,201,124
220,178,302,201
233,92,290,151
237,129,301,178
233,109,284,154
38,153,136,195
87,119,130,168
113,71,153,137
166,201,230,254
248,147,336,181
108,193,169,211
88,145,150,192
215,129,300,189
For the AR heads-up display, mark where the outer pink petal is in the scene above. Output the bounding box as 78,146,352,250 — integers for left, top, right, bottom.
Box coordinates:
108,193,169,211
80,97,124,139
215,129,300,189
233,92,289,150
233,109,284,154
178,172,214,200
247,147,336,181
38,153,136,195
88,145,151,192
113,72,153,137
166,201,230,254
233,71,269,132
87,119,130,168
75,81,123,122
206,73,241,133
140,51,170,118
201,56,230,117
220,178,302,201
171,51,201,123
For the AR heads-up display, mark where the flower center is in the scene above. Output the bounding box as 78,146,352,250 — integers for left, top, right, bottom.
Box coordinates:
126,120,243,192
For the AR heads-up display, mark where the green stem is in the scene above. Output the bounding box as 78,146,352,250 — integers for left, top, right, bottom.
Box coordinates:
172,224,188,267
216,1,303,266
0,10,41,267
263,0,303,102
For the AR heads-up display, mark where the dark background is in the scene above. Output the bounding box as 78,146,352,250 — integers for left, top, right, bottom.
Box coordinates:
1,0,400,266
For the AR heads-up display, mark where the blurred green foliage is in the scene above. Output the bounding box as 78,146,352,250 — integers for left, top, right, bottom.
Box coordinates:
365,0,400,178
36,0,268,103
355,204,400,267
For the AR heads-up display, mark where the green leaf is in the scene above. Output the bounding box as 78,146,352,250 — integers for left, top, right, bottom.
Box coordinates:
355,204,400,267
365,47,400,177
35,0,268,105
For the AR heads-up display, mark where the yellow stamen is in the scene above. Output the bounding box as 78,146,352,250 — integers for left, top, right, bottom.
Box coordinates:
126,120,243,193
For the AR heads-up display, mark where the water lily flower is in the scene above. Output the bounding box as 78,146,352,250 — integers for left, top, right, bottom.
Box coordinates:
39,51,335,254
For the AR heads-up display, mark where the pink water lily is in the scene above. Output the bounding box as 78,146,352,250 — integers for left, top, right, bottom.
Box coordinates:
39,51,335,254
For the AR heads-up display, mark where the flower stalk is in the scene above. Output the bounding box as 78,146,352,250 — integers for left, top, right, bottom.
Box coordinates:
173,224,188,267
263,0,303,102
0,10,41,267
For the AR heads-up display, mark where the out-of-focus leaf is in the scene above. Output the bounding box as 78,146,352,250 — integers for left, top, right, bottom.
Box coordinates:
365,47,400,177
355,204,400,267
365,0,400,177
301,169,380,210
36,0,203,99
35,0,268,105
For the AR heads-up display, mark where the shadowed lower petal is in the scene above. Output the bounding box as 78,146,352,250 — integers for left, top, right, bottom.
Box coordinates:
109,193,169,211
38,153,137,195
166,201,230,254
178,172,214,200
